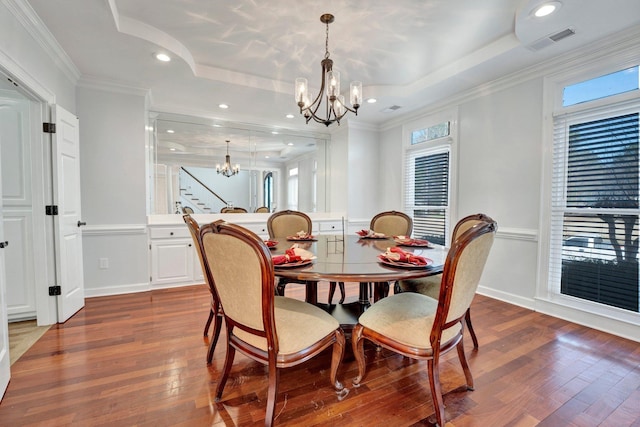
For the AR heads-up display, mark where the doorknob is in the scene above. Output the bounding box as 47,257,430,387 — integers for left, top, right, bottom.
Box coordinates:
0,241,8,248
77,221,87,227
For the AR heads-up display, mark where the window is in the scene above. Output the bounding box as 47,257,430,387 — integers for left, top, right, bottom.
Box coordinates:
404,120,453,245
550,67,640,313
287,167,298,210
263,172,273,210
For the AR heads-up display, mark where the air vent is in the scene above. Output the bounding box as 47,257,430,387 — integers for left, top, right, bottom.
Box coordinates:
381,105,402,113
526,27,576,51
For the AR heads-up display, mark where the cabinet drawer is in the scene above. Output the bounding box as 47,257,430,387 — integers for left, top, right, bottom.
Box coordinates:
318,221,343,233
149,226,190,239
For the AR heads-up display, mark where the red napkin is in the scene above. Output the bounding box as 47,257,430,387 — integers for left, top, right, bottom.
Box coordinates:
272,247,303,265
385,246,428,265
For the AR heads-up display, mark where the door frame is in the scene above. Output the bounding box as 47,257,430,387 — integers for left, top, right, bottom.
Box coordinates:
0,54,58,326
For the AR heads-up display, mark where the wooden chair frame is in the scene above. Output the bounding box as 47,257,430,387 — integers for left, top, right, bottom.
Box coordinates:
352,217,497,426
183,214,223,364
200,220,346,426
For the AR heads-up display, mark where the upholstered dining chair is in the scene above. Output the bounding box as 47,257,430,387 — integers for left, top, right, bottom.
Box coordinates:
370,210,413,237
183,214,222,364
255,206,270,213
397,213,492,348
352,216,497,427
200,220,347,426
221,206,248,213
267,210,345,304
182,206,194,214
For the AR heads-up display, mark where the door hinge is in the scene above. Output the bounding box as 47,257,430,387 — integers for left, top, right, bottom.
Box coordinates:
46,205,59,216
48,285,62,296
43,122,56,133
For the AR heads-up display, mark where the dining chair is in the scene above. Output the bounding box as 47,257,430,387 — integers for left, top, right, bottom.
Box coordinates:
200,220,347,426
255,206,270,213
183,214,223,364
370,210,413,237
182,206,194,214
221,207,248,213
267,210,345,304
334,210,413,303
397,213,493,348
352,216,497,427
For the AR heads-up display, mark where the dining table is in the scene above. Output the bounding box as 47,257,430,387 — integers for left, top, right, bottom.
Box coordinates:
270,234,447,329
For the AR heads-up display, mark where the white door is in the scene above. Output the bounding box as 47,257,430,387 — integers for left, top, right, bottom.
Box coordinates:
0,138,11,400
51,105,85,322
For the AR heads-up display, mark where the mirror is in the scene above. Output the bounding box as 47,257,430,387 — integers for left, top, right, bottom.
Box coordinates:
148,112,330,214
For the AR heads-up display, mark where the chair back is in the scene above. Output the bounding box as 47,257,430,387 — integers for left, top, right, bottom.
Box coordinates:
183,214,213,292
221,207,248,213
370,211,413,236
267,210,312,239
432,216,496,345
200,220,276,349
182,206,194,214
254,206,269,213
452,213,493,241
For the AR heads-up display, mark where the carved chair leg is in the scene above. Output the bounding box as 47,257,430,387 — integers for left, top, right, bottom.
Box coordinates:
203,309,214,336
351,324,367,387
328,282,337,304
428,357,446,427
465,308,479,349
215,343,236,401
338,282,345,303
207,313,223,364
456,338,474,390
330,329,347,396
265,362,279,427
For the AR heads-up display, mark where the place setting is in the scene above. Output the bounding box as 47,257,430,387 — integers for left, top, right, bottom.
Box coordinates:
272,245,317,269
377,246,433,269
393,235,433,248
286,230,317,241
264,239,278,249
356,229,388,239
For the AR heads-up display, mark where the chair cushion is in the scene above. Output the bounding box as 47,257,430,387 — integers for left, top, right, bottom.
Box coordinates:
358,292,460,349
399,275,442,299
235,296,340,356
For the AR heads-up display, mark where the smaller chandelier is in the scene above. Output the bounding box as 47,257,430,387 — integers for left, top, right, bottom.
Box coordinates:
295,14,362,127
216,140,239,177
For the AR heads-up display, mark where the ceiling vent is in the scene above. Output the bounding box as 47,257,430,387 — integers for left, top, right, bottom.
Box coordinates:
381,105,402,113
526,27,576,51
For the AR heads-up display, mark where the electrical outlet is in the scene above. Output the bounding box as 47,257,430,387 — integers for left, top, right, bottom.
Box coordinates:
99,258,109,269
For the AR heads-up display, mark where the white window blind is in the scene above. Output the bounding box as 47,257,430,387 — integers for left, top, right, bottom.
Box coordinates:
550,100,640,312
404,145,450,245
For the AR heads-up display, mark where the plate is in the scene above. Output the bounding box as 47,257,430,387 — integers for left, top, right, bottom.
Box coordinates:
393,238,432,248
358,235,388,239
264,240,278,249
286,236,317,241
377,255,433,269
274,259,314,269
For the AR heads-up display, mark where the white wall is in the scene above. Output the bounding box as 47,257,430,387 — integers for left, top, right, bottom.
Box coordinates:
347,125,380,221
76,86,149,296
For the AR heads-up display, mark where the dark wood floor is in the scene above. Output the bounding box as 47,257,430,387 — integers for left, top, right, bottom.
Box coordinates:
1,283,639,426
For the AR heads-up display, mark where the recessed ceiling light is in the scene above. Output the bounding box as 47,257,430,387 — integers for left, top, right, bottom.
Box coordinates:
272,131,279,135
286,114,295,119
219,104,229,109
169,148,176,151
213,124,221,127
166,129,174,133
366,98,377,104
265,155,270,159
533,1,561,17
155,53,171,62
287,142,294,146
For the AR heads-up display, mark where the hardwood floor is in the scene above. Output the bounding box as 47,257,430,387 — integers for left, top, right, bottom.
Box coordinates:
8,320,50,365
1,283,639,426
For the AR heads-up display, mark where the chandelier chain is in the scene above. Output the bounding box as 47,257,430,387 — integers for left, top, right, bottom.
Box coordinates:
324,21,330,59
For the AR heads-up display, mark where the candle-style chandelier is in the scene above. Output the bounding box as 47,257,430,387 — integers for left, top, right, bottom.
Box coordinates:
216,140,239,177
295,14,362,127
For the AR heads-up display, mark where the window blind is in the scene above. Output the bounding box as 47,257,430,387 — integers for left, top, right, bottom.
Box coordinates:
551,105,640,312
404,146,450,245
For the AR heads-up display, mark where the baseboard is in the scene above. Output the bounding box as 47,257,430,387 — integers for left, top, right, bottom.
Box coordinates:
84,282,150,298
477,285,535,310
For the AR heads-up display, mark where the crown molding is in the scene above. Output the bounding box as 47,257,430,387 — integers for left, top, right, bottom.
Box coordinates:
380,25,640,132
3,0,80,85
78,75,150,97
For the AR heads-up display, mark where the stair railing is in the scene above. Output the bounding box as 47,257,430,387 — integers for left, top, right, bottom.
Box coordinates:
179,167,228,212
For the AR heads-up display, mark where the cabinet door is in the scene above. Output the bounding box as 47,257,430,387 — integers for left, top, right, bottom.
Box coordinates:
151,240,193,286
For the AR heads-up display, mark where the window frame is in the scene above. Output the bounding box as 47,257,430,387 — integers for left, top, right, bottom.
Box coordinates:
402,109,458,245
540,58,640,324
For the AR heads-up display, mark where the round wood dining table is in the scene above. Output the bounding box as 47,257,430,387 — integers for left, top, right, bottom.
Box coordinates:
271,234,447,329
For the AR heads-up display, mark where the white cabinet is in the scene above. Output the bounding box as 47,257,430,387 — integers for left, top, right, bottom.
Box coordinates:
316,220,343,235
149,226,202,287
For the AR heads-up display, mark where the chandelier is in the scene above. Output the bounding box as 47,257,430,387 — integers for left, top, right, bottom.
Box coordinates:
216,140,239,177
295,14,362,127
